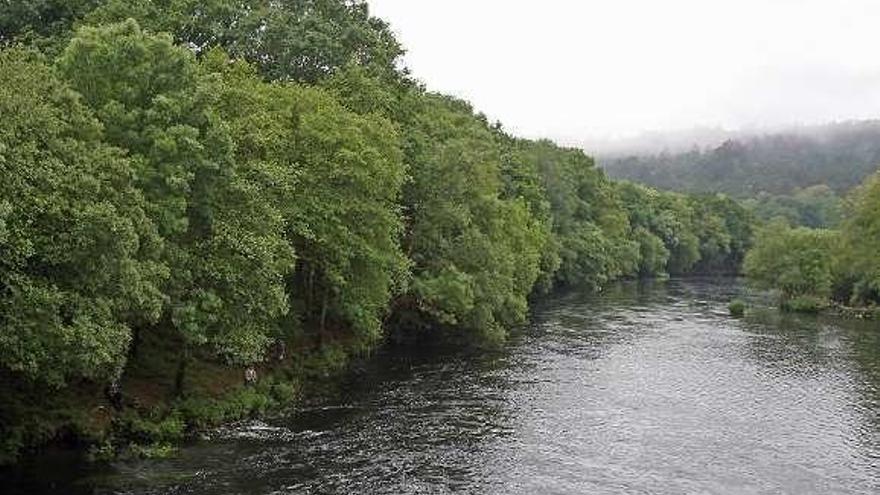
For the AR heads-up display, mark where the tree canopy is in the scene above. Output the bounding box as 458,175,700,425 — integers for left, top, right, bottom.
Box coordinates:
0,1,761,462
603,122,880,227
0,47,164,385
742,168,880,309
57,20,295,365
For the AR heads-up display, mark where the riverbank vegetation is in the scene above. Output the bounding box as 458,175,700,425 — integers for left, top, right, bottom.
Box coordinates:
0,1,758,463
744,171,880,312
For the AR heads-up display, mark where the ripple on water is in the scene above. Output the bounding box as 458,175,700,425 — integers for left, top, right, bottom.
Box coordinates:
5,279,879,495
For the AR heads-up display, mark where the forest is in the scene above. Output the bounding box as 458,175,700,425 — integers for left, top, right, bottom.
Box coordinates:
0,0,874,465
744,170,880,312
602,122,880,227
598,117,880,309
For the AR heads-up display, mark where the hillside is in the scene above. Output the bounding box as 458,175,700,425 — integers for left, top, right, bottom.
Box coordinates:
601,121,880,197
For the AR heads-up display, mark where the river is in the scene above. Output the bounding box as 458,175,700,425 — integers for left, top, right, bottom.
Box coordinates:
4,278,880,494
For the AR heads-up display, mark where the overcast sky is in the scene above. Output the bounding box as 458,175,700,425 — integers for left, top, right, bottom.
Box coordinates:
368,0,880,147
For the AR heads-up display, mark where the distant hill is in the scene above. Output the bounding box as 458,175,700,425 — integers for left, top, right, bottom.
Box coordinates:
580,126,742,158
599,120,880,197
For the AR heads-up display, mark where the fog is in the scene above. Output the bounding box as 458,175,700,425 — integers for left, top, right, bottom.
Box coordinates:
369,0,880,153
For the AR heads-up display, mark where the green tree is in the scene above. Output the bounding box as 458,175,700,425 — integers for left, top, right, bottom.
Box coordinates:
527,142,638,288
210,54,408,346
604,125,880,199
395,94,546,342
744,220,837,302
839,170,880,304
0,0,102,49
688,194,753,273
653,193,701,274
85,0,403,83
632,227,670,277
744,186,842,229
498,138,560,293
57,21,294,365
617,181,671,277
0,48,165,385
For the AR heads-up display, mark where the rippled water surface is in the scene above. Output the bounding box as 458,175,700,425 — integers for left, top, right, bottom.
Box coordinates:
5,279,880,494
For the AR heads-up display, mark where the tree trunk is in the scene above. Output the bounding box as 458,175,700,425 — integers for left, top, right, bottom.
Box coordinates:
174,345,190,397
319,288,328,344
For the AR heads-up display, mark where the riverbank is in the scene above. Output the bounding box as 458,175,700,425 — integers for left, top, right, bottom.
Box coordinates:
1,307,507,466
0,325,360,466
6,277,876,468
830,303,880,320
4,278,878,494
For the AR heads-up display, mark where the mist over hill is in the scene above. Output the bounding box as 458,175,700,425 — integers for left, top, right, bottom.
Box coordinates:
598,120,880,197
580,127,743,158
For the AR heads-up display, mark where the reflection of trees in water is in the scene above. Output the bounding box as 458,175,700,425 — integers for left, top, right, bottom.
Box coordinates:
524,278,671,360
739,309,840,376
739,308,880,457
35,277,878,494
740,308,879,384
203,280,880,493
836,317,880,439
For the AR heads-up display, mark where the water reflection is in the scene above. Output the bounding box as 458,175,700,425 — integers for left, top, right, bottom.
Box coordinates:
3,278,879,494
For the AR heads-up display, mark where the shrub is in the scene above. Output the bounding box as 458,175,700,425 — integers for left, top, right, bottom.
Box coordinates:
728,299,746,317
781,295,828,314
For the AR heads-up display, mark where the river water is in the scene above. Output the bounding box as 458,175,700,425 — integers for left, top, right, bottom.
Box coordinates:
5,278,880,494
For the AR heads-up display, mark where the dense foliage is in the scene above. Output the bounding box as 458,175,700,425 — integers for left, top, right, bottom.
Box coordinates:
0,0,756,461
391,96,548,342
744,222,838,301
837,171,880,305
742,185,842,228
210,53,408,346
743,170,880,310
603,123,880,227
0,47,164,385
617,182,752,276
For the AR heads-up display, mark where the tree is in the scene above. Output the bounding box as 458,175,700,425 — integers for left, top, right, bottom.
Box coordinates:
688,194,753,273
57,20,294,365
744,220,837,301
839,170,880,304
653,193,701,275
526,142,638,289
743,186,842,228
617,181,670,277
632,227,670,277
0,48,165,385
0,0,102,49
210,53,408,346
498,138,560,293
604,123,880,199
85,0,404,83
395,94,546,342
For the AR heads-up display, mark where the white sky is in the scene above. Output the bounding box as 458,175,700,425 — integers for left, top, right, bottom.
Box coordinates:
368,0,880,145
